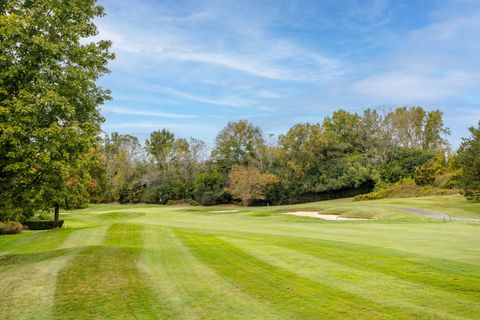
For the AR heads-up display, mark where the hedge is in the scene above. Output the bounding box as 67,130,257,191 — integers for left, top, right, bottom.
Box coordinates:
24,220,64,230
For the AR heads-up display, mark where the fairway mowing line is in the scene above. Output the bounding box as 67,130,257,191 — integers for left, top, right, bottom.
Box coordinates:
229,232,480,296
139,226,286,320
58,225,109,249
52,223,165,319
175,230,418,320
222,236,479,320
0,227,108,320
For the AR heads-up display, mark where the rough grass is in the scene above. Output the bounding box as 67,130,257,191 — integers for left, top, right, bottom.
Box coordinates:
0,195,479,319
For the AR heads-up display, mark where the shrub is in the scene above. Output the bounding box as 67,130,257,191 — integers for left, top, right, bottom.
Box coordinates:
24,220,64,230
166,199,190,206
193,171,226,205
30,213,53,221
0,221,23,235
354,178,457,201
434,170,462,189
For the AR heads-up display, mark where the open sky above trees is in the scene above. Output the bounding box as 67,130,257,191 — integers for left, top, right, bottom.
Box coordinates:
96,0,480,147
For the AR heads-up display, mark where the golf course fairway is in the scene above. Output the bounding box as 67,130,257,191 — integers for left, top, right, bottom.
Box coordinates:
1,195,479,319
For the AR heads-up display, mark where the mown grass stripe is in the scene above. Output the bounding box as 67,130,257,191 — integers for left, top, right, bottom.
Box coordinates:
225,232,480,295
223,236,478,319
140,226,285,320
53,223,167,320
175,230,419,320
0,227,106,320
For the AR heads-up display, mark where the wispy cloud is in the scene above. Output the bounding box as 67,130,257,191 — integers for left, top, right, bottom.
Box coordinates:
95,0,480,147
102,106,197,119
155,85,254,108
103,121,219,135
352,69,473,102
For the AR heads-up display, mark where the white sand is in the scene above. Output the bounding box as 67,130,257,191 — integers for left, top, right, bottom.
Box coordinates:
282,211,368,220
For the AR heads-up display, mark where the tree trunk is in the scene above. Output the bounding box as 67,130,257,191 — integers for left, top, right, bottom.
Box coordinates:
53,203,60,228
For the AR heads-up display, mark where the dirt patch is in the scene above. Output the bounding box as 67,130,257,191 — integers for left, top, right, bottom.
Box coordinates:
282,211,369,221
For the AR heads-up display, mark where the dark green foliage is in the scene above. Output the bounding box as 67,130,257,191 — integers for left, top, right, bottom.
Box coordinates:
414,156,446,186
0,221,23,234
457,122,480,200
193,170,227,205
0,0,113,220
143,181,175,204
211,120,266,171
380,148,435,183
24,220,64,230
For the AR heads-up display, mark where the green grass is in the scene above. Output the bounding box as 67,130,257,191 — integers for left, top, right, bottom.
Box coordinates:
0,195,479,319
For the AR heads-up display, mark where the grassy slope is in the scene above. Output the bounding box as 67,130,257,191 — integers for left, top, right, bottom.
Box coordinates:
0,195,479,319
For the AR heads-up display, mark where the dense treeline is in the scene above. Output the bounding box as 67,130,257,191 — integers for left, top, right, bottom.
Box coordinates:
1,1,479,224
77,106,477,208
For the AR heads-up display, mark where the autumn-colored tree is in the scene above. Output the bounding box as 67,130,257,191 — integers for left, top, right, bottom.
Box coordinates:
227,165,277,206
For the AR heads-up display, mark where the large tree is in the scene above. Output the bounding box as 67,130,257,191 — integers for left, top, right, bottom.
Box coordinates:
211,120,266,171
0,0,114,223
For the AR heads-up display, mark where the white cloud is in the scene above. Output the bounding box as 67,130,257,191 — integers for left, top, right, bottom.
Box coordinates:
155,85,254,108
352,10,480,104
103,121,218,134
353,70,473,102
101,106,197,119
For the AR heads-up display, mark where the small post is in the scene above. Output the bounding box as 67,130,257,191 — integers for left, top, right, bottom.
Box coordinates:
53,203,60,228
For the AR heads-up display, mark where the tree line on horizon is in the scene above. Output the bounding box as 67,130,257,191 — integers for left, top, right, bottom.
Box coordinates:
79,106,478,209
1,0,479,225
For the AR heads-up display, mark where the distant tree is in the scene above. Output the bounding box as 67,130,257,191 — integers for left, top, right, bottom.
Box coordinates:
414,155,446,186
146,129,175,167
380,148,435,183
193,170,226,205
323,109,362,152
457,122,480,200
226,165,278,206
211,120,265,171
385,107,450,151
423,110,450,151
0,0,114,223
102,133,145,202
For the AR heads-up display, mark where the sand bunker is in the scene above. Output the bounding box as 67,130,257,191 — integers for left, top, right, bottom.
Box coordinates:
210,210,239,213
282,211,368,221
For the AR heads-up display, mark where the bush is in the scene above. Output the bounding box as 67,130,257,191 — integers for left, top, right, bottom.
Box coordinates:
434,170,462,189
193,171,226,205
30,213,53,221
24,220,64,230
0,221,23,235
354,178,457,201
166,199,190,206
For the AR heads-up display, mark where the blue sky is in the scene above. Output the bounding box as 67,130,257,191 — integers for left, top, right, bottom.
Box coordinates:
96,0,480,147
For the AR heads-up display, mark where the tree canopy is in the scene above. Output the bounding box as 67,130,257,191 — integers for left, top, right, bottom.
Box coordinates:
0,0,114,221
